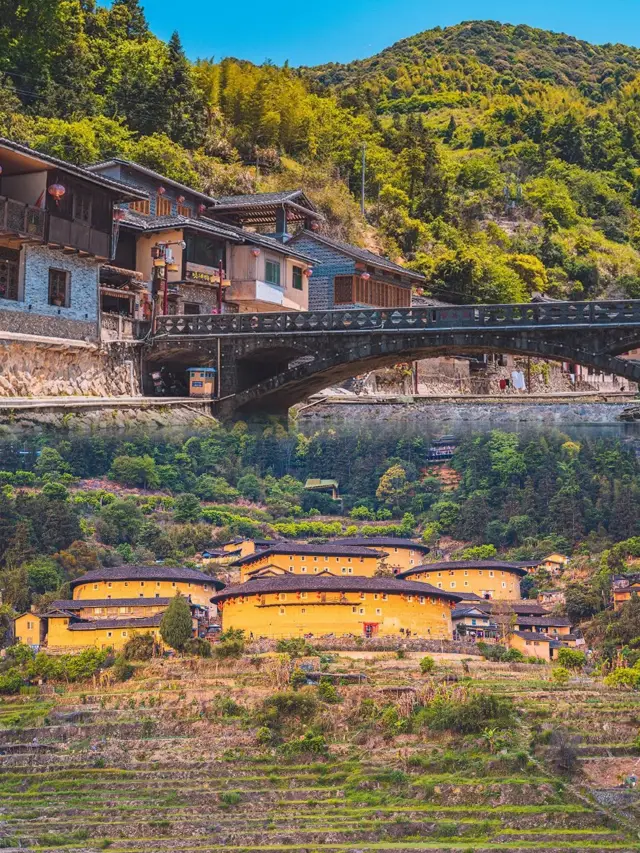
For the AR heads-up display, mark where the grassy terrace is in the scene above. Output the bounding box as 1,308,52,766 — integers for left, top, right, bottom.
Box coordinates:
0,653,639,852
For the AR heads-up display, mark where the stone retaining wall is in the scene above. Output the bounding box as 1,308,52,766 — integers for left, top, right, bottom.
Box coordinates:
0,339,141,397
248,636,480,654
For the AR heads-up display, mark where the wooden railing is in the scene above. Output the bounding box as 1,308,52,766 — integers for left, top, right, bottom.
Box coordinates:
0,196,47,240
153,300,640,338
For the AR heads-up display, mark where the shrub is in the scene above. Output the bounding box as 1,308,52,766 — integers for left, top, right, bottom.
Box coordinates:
275,637,315,658
604,667,640,689
112,656,134,682
260,690,317,728
256,726,273,745
317,678,340,704
421,692,515,735
184,638,212,658
551,666,571,684
213,628,245,659
0,669,25,695
557,648,586,670
219,791,241,807
289,668,308,690
281,729,328,756
419,656,435,674
122,632,156,661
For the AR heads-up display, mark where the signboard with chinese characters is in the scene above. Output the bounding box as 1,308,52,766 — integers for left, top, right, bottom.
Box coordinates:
185,261,221,285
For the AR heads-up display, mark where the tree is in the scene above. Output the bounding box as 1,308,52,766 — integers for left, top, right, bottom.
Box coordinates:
25,558,61,594
376,464,407,507
109,455,159,489
95,499,143,545
35,447,69,477
237,473,264,502
173,493,202,523
159,594,193,651
195,475,239,503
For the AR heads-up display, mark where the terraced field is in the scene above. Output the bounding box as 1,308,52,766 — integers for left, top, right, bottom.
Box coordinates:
0,652,639,852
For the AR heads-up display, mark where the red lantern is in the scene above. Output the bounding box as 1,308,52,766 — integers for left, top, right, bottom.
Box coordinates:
303,267,313,277
48,183,66,205
310,220,319,231
361,272,371,281
251,248,261,258
113,208,126,222
0,165,3,176
157,186,166,195
198,203,206,214
177,195,185,204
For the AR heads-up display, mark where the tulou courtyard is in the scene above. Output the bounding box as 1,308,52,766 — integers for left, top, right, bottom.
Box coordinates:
0,645,639,853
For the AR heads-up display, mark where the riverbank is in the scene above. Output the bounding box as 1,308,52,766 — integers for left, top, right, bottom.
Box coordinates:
0,396,216,431
298,396,640,431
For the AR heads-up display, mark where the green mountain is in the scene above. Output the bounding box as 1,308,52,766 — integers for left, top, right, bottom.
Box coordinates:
306,20,640,107
3,8,640,303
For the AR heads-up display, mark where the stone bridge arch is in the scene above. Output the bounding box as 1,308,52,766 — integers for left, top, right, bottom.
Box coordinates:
148,302,640,416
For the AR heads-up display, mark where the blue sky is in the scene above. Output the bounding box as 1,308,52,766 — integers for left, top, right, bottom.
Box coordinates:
137,0,640,66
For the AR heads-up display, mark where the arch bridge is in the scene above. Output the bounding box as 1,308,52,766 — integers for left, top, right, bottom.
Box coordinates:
147,300,640,416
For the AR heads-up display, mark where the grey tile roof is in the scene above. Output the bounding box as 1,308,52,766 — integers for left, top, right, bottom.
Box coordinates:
515,616,573,627
68,613,164,631
0,138,145,201
69,565,224,591
335,537,430,552
212,190,316,209
212,573,462,602
49,598,171,610
87,158,215,204
232,543,387,567
513,630,552,642
397,560,531,579
288,230,426,280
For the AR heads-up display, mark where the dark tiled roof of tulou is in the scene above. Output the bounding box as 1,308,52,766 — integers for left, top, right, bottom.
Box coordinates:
70,565,224,591
334,537,430,552
396,560,531,579
48,598,172,610
68,613,165,631
232,543,388,566
211,573,463,603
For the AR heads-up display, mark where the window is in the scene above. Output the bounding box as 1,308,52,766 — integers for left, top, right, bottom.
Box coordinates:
489,571,494,577
72,189,92,224
48,269,69,307
502,581,506,588
107,631,112,638
419,596,425,604
359,608,365,615
352,606,357,613
301,566,307,573
376,608,382,615
27,620,34,630
93,584,98,590
119,607,126,614
292,266,303,290
382,594,388,601
183,302,200,315
265,258,281,285
301,608,306,614
177,203,192,218
140,582,145,587
0,248,21,302
464,570,468,576
407,595,413,602
156,195,172,216
129,199,150,215
300,592,307,600
121,631,128,638
341,567,346,574
374,594,379,600
348,567,353,574
108,582,112,588
450,582,456,588
172,582,176,587
279,607,285,615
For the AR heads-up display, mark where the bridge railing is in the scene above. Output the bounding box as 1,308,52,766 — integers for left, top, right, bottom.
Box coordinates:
153,300,640,337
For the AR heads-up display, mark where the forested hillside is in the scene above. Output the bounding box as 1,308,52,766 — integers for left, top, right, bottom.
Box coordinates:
4,7,640,301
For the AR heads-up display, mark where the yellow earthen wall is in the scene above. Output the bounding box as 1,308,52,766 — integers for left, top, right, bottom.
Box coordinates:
46,616,162,651
72,579,213,608
219,590,454,639
14,613,41,646
510,633,551,661
239,553,379,582
408,567,521,600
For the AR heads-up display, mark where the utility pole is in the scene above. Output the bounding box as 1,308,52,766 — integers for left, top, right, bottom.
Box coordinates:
361,143,366,217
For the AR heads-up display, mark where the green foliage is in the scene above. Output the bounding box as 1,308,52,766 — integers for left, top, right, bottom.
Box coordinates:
184,637,212,657
213,628,245,659
459,544,497,560
419,655,435,674
551,666,571,684
109,455,159,489
159,594,193,651
603,667,640,689
281,729,328,756
122,632,156,661
419,692,515,734
275,637,315,658
317,678,341,703
556,648,586,670
112,655,134,682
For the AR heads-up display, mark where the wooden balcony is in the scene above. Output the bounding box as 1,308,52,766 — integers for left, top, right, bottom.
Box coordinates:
334,274,411,308
0,196,47,242
48,216,111,258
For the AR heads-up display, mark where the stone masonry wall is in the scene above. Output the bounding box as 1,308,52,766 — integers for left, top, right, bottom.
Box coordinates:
289,235,355,310
0,245,100,340
0,340,141,397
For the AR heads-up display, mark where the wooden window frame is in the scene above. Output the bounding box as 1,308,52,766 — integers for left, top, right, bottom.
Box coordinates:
156,195,172,216
265,258,281,286
292,266,304,290
177,203,193,218
48,269,70,307
130,199,150,215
